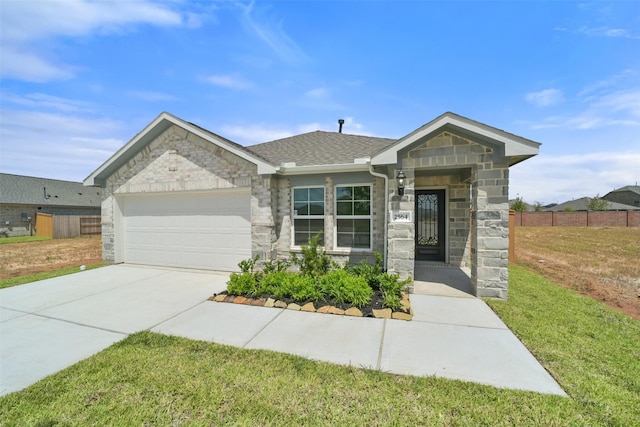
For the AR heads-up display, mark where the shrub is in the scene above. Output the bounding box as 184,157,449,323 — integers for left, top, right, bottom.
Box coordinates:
258,271,290,296
347,252,383,290
238,255,260,274
227,272,257,296
262,258,291,275
379,273,411,309
274,274,322,302
321,269,373,307
291,234,330,277
383,293,402,310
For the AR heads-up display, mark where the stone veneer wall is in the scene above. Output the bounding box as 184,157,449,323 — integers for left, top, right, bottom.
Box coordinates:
390,132,510,298
272,174,384,266
101,125,276,263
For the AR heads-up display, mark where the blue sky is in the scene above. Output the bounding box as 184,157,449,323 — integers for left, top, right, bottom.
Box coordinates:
1,0,638,204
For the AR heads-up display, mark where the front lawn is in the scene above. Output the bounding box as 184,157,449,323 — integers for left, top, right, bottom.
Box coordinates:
1,266,638,425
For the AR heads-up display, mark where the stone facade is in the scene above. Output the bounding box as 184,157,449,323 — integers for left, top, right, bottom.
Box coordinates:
271,173,384,267
100,125,276,263
387,132,510,298
95,122,518,299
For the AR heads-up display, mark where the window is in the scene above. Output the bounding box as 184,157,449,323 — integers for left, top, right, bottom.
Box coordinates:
292,187,324,246
335,185,371,249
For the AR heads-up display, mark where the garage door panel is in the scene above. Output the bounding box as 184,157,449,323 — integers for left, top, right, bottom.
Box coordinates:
121,190,251,271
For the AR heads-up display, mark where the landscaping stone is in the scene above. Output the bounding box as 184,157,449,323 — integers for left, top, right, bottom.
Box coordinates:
392,311,413,321
301,302,316,312
373,308,392,319
216,292,413,321
287,303,301,311
317,305,332,314
345,307,363,317
328,306,345,315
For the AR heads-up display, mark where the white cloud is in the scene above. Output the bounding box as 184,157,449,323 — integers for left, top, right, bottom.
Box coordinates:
525,89,564,107
1,92,91,112
205,74,253,90
0,0,195,82
305,87,328,99
510,152,640,204
0,109,125,181
577,26,639,39
238,0,308,64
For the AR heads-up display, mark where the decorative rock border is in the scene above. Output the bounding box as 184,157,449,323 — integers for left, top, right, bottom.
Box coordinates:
208,292,414,321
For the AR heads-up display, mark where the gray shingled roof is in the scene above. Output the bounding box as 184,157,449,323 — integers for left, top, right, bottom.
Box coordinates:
546,197,640,211
0,173,102,207
245,131,396,166
607,185,640,195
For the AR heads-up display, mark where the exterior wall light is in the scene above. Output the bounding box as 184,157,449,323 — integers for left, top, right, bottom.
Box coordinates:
397,170,406,196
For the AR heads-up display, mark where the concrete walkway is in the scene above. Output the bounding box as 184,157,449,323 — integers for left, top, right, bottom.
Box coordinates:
0,265,566,397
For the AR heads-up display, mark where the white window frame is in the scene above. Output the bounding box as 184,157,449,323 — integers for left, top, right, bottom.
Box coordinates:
334,183,373,251
291,186,325,248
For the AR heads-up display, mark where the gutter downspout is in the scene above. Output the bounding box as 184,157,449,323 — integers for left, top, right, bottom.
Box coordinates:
369,164,389,271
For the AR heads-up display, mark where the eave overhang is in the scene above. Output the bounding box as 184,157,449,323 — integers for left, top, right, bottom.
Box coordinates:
371,112,541,167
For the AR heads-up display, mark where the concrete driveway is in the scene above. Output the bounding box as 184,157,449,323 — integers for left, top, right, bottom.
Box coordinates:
0,265,566,397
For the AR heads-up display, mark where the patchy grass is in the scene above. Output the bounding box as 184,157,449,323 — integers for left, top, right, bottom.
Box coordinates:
0,236,50,245
0,263,105,289
0,235,102,281
514,226,640,319
2,266,638,425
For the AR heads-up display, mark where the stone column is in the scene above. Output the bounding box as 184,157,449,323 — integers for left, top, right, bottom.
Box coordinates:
387,168,415,286
471,165,510,298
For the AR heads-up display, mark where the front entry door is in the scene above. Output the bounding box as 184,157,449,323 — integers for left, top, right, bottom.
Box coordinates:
415,189,446,262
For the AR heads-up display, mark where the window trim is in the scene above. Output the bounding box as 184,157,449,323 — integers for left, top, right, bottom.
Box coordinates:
291,185,325,248
334,183,373,251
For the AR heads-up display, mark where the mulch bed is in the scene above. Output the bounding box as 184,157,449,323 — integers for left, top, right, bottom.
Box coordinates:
209,289,413,320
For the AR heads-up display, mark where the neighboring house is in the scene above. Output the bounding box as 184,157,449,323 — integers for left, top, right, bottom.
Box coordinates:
0,173,102,237
84,111,540,298
603,185,640,208
546,197,640,212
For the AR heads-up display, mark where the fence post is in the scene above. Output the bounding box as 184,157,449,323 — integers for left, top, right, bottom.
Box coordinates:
509,210,515,264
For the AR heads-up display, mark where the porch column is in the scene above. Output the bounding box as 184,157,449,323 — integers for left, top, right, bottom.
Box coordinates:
387,168,415,286
471,165,510,299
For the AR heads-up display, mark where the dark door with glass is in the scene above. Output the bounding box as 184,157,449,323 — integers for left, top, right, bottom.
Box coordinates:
415,189,446,262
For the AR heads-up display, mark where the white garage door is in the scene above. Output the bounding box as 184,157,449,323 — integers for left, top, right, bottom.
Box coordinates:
121,190,251,271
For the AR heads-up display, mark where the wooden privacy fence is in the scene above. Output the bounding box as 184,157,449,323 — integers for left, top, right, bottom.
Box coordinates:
35,213,101,239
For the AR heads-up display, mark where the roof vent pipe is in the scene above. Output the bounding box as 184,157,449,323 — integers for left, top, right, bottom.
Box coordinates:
338,119,345,133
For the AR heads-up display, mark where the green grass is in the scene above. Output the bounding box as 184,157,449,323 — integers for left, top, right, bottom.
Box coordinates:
0,263,105,289
0,236,50,245
1,266,638,425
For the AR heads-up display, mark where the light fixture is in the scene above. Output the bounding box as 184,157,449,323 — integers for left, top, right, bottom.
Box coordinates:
397,170,406,196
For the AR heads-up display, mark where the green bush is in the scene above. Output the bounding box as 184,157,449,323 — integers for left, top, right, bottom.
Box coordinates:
347,252,383,289
383,293,402,310
258,271,290,296
262,258,291,274
274,274,322,302
291,234,330,277
227,272,257,296
321,269,373,307
379,272,411,309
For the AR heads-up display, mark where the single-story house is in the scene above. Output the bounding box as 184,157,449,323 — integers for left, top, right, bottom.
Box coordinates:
603,185,640,208
546,197,640,211
84,111,540,298
0,173,102,237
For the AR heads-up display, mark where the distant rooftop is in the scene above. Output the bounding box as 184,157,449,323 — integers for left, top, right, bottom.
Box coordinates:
0,173,102,207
